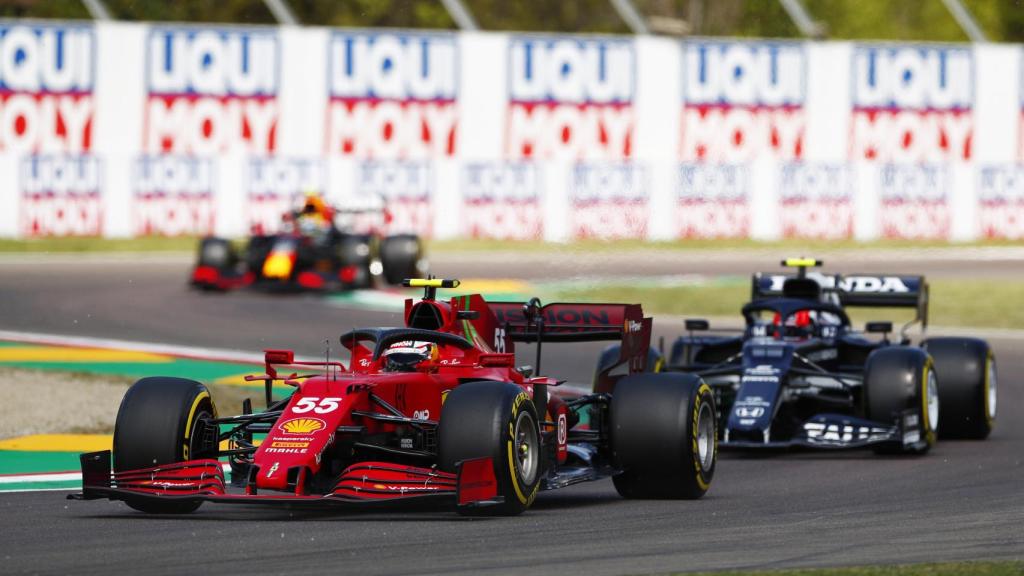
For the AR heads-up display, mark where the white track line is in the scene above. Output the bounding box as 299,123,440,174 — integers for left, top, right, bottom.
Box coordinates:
0,472,81,485
1,487,79,493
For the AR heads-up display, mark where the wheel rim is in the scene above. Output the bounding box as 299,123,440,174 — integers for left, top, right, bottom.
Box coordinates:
513,410,539,485
188,410,214,460
926,369,939,434
987,358,998,421
696,400,715,471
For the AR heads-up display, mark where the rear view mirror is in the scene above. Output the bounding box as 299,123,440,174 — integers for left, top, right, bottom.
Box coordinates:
685,319,710,331
865,321,892,334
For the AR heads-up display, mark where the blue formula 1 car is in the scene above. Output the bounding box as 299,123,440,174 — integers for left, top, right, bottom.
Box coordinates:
597,259,997,454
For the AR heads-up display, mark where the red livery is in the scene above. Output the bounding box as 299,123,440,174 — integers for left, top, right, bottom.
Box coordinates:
72,279,717,515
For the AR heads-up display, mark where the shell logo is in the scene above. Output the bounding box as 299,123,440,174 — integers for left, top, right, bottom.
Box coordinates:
280,417,326,434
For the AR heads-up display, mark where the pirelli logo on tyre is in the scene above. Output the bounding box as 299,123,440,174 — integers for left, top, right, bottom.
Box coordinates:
507,391,539,507
691,383,715,492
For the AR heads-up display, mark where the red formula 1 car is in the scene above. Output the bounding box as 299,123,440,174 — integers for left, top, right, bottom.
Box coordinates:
71,279,716,515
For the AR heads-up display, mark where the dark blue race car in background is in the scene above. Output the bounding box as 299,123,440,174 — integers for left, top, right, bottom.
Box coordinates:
596,258,997,454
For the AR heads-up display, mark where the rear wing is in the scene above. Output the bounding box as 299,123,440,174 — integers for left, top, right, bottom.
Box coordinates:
487,301,653,378
752,272,929,328
488,302,645,342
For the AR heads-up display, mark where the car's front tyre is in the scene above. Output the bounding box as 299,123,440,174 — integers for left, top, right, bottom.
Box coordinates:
438,381,541,516
113,377,218,513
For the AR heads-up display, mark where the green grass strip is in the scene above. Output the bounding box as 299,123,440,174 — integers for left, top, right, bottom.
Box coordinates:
544,279,1024,330
0,236,199,253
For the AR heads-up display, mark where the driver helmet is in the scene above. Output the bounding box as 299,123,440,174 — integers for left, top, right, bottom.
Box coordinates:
299,192,331,221
771,309,842,340
772,310,813,328
382,340,435,372
772,310,814,340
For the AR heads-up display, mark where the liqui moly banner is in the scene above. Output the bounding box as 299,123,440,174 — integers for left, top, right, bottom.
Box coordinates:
326,32,458,158
507,37,634,161
246,157,324,235
1018,55,1024,162
681,41,805,162
779,163,855,239
878,164,950,239
570,163,647,239
145,27,279,155
851,45,973,162
133,155,214,236
0,23,94,154
461,162,543,240
977,165,1024,239
20,155,102,236
356,161,432,236
676,163,749,238
2,27,1022,242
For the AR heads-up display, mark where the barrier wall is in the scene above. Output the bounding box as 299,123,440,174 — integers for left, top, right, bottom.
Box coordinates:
1,20,1023,241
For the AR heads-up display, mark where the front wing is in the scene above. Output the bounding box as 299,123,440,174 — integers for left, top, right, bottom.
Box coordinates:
722,411,928,451
69,451,503,511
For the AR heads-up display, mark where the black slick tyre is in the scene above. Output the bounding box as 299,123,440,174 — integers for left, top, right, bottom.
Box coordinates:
193,237,237,290
335,233,375,288
863,347,937,454
244,235,274,276
922,337,996,439
610,373,716,499
196,237,235,269
113,377,218,513
439,381,541,516
379,234,424,285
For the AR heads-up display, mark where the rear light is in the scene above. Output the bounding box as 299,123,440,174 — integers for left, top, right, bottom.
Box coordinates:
265,350,294,365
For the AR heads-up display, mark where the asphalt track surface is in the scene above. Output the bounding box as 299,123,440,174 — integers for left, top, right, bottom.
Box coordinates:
0,256,1022,575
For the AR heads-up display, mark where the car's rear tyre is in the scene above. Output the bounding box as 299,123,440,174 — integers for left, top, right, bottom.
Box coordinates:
922,337,996,439
244,235,274,275
335,234,375,289
864,347,937,455
610,373,716,499
439,382,541,516
379,234,425,286
113,377,218,513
